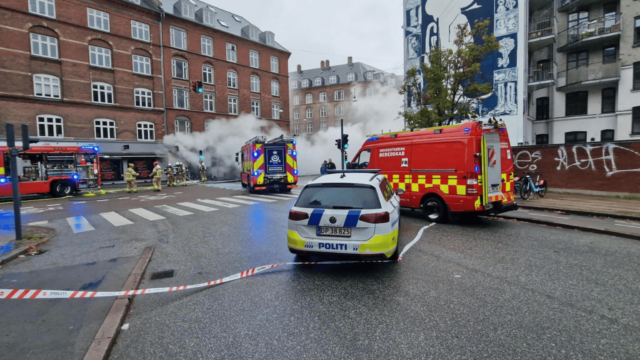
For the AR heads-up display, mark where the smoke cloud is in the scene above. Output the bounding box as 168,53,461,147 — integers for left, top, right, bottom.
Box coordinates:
162,83,404,178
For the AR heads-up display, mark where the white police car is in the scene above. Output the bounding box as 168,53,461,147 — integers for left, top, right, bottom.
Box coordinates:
287,171,404,259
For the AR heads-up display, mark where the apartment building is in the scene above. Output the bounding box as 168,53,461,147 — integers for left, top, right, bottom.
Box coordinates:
526,0,640,144
289,57,398,135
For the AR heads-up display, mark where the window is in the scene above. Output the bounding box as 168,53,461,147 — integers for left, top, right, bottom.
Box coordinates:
226,43,237,62
601,88,616,114
94,119,115,139
37,115,63,137
320,122,327,131
535,134,549,144
250,50,259,68
565,91,588,116
329,75,337,84
181,2,194,18
251,76,260,93
131,21,150,41
170,27,187,49
87,9,109,32
335,105,344,116
175,118,191,133
302,79,309,88
365,72,374,80
306,108,313,119
320,107,327,117
272,103,280,119
132,55,151,75
202,65,214,84
634,62,640,90
291,81,297,89
305,93,312,104
137,122,155,141
201,36,213,56
293,109,300,120
33,74,60,99
347,73,355,81
314,77,322,86
203,10,215,26
134,88,153,108
92,82,114,104
536,97,549,120
635,17,640,45
567,51,588,70
353,149,372,170
293,95,299,105
173,88,189,109
30,33,58,59
266,33,274,45
29,0,55,18
270,57,279,73
319,92,327,102
603,3,617,28
250,27,259,40
227,71,238,88
632,106,640,134
172,58,188,79
306,123,313,134
601,129,614,142
294,124,300,135
334,90,344,100
603,46,616,64
565,131,587,144
251,100,260,117
218,19,228,27
228,96,238,114
271,80,279,96
89,46,112,68
204,93,215,112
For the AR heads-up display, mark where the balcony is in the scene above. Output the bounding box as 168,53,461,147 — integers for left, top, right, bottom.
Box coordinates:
528,61,555,91
557,0,606,13
557,14,621,52
528,19,555,52
556,61,619,92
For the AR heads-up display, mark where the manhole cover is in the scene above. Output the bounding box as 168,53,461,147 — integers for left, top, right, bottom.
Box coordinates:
150,270,175,280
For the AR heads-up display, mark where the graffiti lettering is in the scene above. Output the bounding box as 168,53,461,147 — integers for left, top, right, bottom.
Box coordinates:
555,143,640,177
514,150,542,171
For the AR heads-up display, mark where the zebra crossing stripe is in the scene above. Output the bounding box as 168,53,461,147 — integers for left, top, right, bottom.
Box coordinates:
129,208,166,221
100,212,134,227
28,220,49,226
234,196,276,203
266,194,298,199
66,216,95,233
177,202,218,212
197,199,239,208
217,197,257,205
155,205,192,216
251,194,288,201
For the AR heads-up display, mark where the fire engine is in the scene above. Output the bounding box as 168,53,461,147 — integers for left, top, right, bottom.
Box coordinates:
236,135,298,193
348,120,517,222
0,145,101,197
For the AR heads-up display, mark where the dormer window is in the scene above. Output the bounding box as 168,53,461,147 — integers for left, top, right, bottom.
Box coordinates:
329,76,337,84
218,19,228,27
182,2,195,19
347,73,355,81
365,72,374,80
314,78,322,86
250,27,259,40
232,15,241,22
302,79,309,88
266,33,274,45
203,10,215,26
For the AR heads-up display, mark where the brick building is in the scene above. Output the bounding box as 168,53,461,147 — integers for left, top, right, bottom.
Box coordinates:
0,0,290,182
288,57,398,135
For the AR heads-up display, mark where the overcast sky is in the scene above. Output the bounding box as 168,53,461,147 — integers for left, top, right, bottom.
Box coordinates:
202,0,405,74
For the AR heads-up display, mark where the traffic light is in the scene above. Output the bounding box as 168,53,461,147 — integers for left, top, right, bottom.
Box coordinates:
199,150,204,160
342,134,349,149
192,81,203,93
335,139,341,149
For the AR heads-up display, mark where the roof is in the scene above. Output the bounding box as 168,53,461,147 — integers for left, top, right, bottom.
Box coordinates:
288,62,398,87
309,172,382,185
120,0,163,13
160,0,289,53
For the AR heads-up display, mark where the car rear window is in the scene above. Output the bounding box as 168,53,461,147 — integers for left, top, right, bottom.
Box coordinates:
295,185,381,210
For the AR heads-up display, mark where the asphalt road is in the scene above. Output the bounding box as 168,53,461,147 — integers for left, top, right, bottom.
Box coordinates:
1,177,639,359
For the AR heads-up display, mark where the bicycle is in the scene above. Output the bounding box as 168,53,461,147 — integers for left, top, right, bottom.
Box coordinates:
519,172,548,200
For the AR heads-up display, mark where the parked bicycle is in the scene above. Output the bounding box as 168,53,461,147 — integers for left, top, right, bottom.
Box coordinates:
519,172,547,200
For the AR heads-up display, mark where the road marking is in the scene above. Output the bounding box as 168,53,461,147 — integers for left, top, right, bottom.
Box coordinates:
28,220,49,226
22,207,34,209
118,197,130,200
197,199,239,208
174,192,183,194
615,223,640,230
155,205,192,216
100,212,134,227
47,204,61,207
97,199,109,202
177,202,217,212
234,196,276,203
66,216,95,233
267,194,298,199
217,197,257,205
73,201,86,204
527,213,569,220
129,208,165,221
251,194,290,201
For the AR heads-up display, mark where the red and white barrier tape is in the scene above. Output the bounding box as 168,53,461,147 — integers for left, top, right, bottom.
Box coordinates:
0,224,434,300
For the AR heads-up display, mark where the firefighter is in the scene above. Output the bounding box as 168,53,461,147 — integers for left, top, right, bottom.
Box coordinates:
165,164,175,187
199,162,207,182
175,162,184,186
124,163,138,193
152,161,163,191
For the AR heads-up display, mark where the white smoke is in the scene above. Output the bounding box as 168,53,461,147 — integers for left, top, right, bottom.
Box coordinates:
162,83,404,178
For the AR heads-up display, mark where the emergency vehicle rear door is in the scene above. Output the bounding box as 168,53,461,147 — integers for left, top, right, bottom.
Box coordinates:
481,132,502,206
264,145,286,175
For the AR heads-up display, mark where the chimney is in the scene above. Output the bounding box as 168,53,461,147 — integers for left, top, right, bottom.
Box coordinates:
325,59,330,68
297,64,301,72
348,56,353,65
321,60,325,69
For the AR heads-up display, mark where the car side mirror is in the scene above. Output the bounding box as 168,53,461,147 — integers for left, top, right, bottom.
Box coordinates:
396,188,405,195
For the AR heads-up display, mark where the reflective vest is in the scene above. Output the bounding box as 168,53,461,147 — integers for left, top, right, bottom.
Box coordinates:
153,167,163,178
125,168,137,181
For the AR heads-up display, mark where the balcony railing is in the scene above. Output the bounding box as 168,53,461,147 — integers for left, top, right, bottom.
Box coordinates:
557,14,621,50
529,61,554,83
529,19,554,40
557,0,606,12
557,61,619,90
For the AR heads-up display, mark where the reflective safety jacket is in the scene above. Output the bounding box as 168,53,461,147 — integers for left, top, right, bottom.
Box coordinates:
125,168,138,181
153,166,163,178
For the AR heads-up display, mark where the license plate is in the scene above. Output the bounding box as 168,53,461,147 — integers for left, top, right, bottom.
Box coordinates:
490,186,500,193
317,226,351,237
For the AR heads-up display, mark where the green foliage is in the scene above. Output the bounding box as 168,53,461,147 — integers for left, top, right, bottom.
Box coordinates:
399,19,499,129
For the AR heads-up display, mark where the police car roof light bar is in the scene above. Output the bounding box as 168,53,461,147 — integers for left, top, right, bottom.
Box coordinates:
325,169,381,175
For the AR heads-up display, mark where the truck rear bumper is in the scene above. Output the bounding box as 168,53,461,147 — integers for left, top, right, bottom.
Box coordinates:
484,201,518,215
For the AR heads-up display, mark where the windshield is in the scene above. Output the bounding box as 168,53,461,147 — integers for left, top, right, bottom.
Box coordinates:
295,185,381,210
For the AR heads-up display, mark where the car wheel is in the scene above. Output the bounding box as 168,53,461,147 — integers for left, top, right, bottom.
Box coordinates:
54,182,72,197
422,197,447,223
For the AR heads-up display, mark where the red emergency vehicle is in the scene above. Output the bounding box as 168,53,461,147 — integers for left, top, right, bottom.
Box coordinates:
348,121,517,222
236,135,298,193
0,145,101,197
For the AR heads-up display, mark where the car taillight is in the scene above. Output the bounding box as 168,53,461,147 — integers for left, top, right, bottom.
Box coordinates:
466,172,479,195
288,210,309,221
359,212,390,224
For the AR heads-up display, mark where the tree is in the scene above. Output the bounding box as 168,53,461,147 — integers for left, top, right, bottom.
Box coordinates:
399,19,499,129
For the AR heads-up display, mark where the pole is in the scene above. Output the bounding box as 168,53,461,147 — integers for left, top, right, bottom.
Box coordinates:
6,124,22,240
340,119,344,171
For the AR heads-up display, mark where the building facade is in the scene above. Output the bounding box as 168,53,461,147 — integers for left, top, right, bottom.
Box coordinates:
288,57,398,135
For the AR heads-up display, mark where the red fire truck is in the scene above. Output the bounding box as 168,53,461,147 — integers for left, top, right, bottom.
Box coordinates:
0,145,101,197
348,120,517,222
236,135,298,193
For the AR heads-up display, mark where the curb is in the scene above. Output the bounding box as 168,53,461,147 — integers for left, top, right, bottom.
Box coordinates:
83,246,154,360
518,205,640,222
0,227,56,265
490,215,640,241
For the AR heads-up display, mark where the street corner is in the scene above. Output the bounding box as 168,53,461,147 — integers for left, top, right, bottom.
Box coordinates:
0,226,56,266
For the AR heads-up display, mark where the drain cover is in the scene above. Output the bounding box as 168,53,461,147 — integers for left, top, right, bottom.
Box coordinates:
150,270,175,280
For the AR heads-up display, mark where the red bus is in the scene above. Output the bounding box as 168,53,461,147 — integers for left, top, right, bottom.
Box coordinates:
0,145,101,197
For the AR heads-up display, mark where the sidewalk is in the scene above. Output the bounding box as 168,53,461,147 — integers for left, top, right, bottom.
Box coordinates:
517,191,640,220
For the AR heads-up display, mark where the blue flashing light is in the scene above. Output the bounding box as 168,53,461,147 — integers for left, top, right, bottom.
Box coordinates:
293,169,298,175
293,140,297,145
253,151,258,158
94,146,99,152
474,165,479,173
365,136,379,142
72,174,79,180
0,178,6,184
500,128,506,131
292,150,297,156
463,128,470,134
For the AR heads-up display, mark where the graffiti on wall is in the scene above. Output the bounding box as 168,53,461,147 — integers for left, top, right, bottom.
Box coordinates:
514,150,542,171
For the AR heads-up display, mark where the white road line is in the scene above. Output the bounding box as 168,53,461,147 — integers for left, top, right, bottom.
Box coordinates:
234,196,276,203
118,197,130,200
177,202,218,212
66,216,95,233
73,201,86,204
22,207,34,209
155,205,192,216
28,220,49,226
47,204,61,207
268,194,298,199
197,199,239,208
97,199,109,202
100,212,134,227
217,197,257,205
527,213,569,220
129,208,166,221
615,223,640,230
174,192,183,194
251,194,288,201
